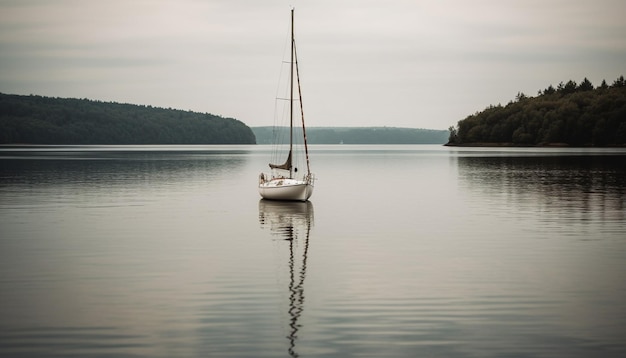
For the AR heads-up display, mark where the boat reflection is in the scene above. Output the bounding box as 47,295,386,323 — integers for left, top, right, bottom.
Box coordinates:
258,200,314,358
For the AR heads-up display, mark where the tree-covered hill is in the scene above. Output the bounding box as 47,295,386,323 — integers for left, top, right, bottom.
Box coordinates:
253,126,448,144
447,76,626,146
0,93,256,144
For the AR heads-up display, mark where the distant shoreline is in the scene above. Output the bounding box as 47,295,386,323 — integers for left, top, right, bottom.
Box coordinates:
252,126,448,145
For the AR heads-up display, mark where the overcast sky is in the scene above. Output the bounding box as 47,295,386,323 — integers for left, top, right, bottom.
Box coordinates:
1,0,625,130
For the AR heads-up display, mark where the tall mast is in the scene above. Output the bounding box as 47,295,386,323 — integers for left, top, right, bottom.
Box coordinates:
289,8,294,178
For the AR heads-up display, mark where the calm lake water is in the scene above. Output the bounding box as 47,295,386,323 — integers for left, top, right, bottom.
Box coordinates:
1,145,625,357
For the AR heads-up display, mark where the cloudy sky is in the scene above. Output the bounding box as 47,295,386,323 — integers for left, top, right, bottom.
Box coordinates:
1,0,624,130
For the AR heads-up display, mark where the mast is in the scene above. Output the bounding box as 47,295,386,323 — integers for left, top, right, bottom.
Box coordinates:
267,8,310,178
289,8,294,179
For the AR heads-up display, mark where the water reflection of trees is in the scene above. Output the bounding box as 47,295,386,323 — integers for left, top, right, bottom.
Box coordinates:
0,148,249,189
457,155,626,223
258,200,314,358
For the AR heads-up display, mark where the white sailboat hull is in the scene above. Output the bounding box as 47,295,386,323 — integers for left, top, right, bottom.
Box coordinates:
259,178,314,202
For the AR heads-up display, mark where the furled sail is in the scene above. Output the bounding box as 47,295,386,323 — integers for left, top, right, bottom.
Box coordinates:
269,151,292,170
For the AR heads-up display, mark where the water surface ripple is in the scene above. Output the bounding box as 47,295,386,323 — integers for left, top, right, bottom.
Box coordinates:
1,145,625,357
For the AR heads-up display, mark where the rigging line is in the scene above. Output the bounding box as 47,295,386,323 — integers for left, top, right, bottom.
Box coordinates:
273,17,292,105
272,17,293,125
270,15,295,166
272,101,290,164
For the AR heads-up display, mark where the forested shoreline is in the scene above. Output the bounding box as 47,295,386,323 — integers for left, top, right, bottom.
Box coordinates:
0,93,256,144
0,93,449,145
447,76,626,147
8,77,624,148
253,126,448,144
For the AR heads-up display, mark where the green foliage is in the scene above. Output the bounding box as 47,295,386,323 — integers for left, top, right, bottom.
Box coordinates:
448,76,626,146
252,126,449,144
0,94,256,144
447,126,458,144
578,77,594,91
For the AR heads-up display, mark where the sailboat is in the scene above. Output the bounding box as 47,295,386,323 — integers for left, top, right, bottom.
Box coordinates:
258,8,315,202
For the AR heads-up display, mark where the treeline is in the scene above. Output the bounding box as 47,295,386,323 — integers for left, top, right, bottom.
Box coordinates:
253,126,449,144
0,93,256,144
447,76,626,146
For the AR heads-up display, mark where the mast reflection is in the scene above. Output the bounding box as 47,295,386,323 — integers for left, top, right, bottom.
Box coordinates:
258,200,314,358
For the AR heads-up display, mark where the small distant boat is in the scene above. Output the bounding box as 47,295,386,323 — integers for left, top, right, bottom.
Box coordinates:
259,9,315,202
